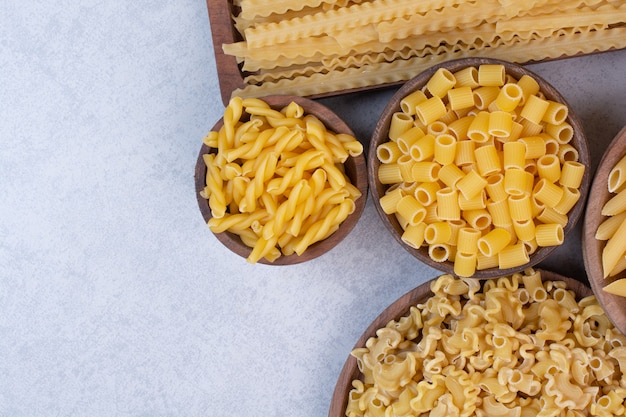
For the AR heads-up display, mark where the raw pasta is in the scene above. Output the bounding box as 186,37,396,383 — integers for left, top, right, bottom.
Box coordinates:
346,270,626,417
221,0,626,99
375,66,585,276
200,97,363,263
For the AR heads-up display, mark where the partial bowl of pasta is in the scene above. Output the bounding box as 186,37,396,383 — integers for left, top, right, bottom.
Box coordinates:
328,268,624,417
195,95,368,265
368,57,590,279
583,125,626,335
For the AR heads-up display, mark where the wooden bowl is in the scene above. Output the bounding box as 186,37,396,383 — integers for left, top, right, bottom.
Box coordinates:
368,57,590,279
195,95,368,265
328,269,591,417
583,125,626,334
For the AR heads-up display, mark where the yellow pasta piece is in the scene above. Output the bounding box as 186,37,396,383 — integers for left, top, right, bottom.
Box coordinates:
475,144,502,177
411,161,440,182
512,219,536,242
455,140,477,166
457,169,488,200
453,65,479,88
503,141,526,170
536,154,561,183
448,116,474,141
454,252,477,277
495,83,523,112
400,90,428,116
415,96,447,125
478,228,512,257
467,111,491,142
533,178,564,208
388,112,415,141
559,160,585,190
478,64,506,87
414,181,441,206
428,243,452,263
520,94,550,125
457,227,481,254
557,143,579,163
508,194,533,222
536,206,568,227
378,163,403,185
434,134,457,165
485,173,508,202
425,222,453,245
462,209,492,231
409,134,435,161
436,187,461,221
553,186,579,216
504,168,533,196
545,122,573,145
447,86,475,111
602,217,626,278
396,195,427,226
535,223,564,247
459,189,486,211
376,141,402,164
608,154,626,193
379,187,404,215
426,67,456,98
603,279,626,297
498,242,529,269
397,126,425,154
401,222,427,249
488,110,513,138
595,211,626,241
486,198,512,227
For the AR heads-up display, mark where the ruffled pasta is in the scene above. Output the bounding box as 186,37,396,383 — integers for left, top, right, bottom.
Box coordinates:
346,270,626,417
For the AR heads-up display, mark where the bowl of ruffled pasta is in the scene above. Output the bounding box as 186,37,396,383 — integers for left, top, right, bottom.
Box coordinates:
329,268,626,417
583,125,626,335
368,57,590,279
195,95,368,265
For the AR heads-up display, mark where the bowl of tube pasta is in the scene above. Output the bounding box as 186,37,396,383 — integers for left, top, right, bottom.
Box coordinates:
583,125,626,335
368,57,590,279
195,95,368,264
329,268,626,417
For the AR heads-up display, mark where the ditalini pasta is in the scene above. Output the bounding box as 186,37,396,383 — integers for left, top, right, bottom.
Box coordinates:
200,97,363,263
346,270,626,417
221,0,626,99
374,65,585,276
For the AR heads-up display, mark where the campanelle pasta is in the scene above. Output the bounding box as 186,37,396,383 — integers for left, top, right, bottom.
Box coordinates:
375,65,585,276
345,270,626,417
200,97,363,263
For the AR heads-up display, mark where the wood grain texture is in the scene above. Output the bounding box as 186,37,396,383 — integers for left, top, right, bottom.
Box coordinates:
194,95,368,265
583,125,626,334
327,269,592,417
367,57,591,279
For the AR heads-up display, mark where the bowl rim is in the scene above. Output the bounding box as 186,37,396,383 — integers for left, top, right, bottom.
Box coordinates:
367,57,591,279
582,125,626,334
327,268,592,417
194,94,369,265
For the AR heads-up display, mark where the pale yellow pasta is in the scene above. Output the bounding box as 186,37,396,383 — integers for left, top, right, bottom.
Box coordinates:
455,140,477,166
508,194,533,222
459,189,486,211
557,143,579,163
536,206,568,228
477,252,499,270
545,122,573,145
495,83,523,112
553,186,580,215
520,94,550,125
519,136,546,160
409,134,435,161
595,211,626,241
396,195,427,226
478,228,512,257
428,243,452,263
376,141,401,164
536,154,561,183
436,187,461,221
411,161,440,182
462,209,492,231
414,181,440,206
498,242,529,269
397,126,425,154
602,217,626,278
503,141,526,171
488,110,513,138
609,154,626,193
388,112,415,141
603,191,626,222
415,96,447,126
487,198,513,227
447,86,475,111
475,144,502,177
396,154,415,182
559,160,585,189
438,163,464,189
434,134,457,165
533,178,564,208
426,67,456,98
485,173,508,202
542,100,569,125
457,227,481,254
448,116,473,140
454,66,479,88
512,219,536,243
467,111,491,142
377,163,403,185
504,168,533,196
457,169,488,200
427,121,448,136
424,222,452,245
401,222,427,249
400,89,428,116
478,64,506,87
379,187,404,215
535,223,564,247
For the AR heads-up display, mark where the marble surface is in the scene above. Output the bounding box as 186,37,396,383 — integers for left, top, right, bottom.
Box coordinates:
1,1,625,415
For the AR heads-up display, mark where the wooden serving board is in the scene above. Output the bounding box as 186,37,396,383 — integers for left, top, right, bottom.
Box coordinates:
206,0,625,106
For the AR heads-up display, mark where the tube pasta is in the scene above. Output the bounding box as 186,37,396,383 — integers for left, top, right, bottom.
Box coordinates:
199,98,363,263
371,65,584,275
347,271,626,417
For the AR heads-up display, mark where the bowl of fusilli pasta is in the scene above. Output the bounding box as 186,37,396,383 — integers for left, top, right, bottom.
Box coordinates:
195,95,368,265
368,58,590,279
